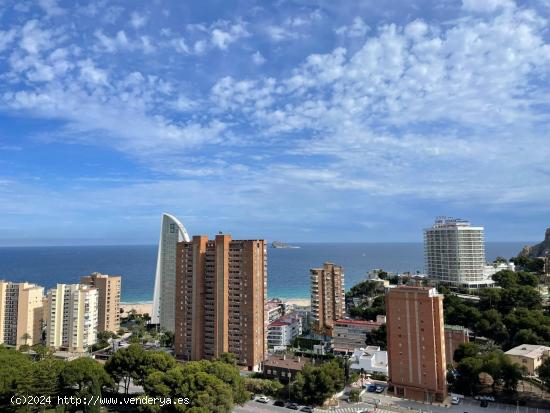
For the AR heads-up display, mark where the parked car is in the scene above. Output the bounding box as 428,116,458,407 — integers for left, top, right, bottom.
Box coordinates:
367,384,377,392
256,396,270,403
274,400,285,407
451,396,460,405
375,385,384,393
287,402,300,410
480,400,489,408
300,407,314,412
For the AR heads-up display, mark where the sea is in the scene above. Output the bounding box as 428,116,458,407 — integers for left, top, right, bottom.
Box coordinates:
0,242,527,302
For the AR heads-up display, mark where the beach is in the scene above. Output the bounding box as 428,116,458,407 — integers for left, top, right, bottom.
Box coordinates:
120,302,153,316
120,297,310,317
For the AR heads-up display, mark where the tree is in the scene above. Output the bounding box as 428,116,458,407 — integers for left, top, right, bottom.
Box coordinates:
159,330,175,348
20,333,32,347
61,357,114,395
104,344,146,393
453,343,480,363
537,358,550,390
0,347,32,409
142,362,237,413
290,359,344,406
217,352,238,366
348,388,361,403
244,378,283,397
366,325,387,349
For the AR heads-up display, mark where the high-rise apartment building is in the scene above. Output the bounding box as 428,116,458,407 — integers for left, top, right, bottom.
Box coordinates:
424,217,493,288
0,281,44,348
80,272,121,333
44,284,98,353
386,286,447,402
152,213,191,331
174,234,267,371
310,262,345,336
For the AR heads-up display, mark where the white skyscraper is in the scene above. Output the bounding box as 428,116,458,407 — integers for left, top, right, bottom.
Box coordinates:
424,217,493,288
151,213,191,331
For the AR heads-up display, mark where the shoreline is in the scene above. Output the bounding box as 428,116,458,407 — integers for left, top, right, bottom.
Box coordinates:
120,297,311,316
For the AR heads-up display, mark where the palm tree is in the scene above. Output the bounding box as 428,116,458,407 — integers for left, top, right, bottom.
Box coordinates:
20,332,32,346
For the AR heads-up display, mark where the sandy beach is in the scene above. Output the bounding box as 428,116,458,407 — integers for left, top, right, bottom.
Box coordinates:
283,298,311,307
120,302,153,317
120,298,310,316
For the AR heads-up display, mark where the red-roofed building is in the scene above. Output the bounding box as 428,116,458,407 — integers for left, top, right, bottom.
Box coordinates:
267,314,303,348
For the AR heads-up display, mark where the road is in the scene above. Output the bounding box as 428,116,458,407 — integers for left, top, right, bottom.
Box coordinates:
235,393,550,413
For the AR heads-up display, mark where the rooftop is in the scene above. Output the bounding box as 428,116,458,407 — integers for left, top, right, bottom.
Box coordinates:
505,344,550,358
263,354,309,370
334,318,382,327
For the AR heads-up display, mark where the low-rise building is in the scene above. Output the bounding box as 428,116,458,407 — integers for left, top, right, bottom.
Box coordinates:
267,314,302,348
444,325,470,365
266,299,285,324
505,344,550,375
350,346,388,376
332,318,384,353
262,354,309,381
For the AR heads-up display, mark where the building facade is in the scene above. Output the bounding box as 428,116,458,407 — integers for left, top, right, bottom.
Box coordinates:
267,314,302,348
263,354,308,381
152,213,191,331
310,262,345,336
424,217,493,288
174,234,267,370
0,281,44,348
386,286,447,402
505,344,550,375
80,272,121,333
332,318,384,353
44,284,98,353
444,325,470,366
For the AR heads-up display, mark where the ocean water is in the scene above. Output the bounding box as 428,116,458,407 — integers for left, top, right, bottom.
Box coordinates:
0,242,526,301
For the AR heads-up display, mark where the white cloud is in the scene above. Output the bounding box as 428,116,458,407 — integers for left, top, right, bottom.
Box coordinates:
37,0,64,17
130,12,147,29
265,26,298,42
335,17,369,38
78,59,108,85
462,0,515,13
20,20,54,54
94,30,129,52
0,29,16,51
252,51,266,65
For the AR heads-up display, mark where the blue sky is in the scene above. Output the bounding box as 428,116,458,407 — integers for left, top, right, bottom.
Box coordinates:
0,0,549,245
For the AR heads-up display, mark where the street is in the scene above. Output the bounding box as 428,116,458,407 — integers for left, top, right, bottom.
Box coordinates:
234,393,550,413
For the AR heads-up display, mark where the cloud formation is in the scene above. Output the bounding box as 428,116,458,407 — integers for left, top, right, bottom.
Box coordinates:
0,0,549,243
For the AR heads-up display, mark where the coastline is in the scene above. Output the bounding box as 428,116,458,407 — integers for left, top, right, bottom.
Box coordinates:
120,297,311,316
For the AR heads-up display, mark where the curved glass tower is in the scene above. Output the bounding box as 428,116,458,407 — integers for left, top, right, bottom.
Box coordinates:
151,213,191,331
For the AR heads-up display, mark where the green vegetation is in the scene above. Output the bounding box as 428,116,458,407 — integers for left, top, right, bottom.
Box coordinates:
244,378,284,397
449,343,525,395
346,280,386,321
444,269,550,349
536,358,550,391
0,343,249,412
289,359,345,406
141,357,249,413
348,388,361,403
512,256,545,274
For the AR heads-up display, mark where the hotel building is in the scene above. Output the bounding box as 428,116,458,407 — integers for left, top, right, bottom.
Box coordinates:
0,281,44,348
310,262,345,336
44,284,98,353
386,286,447,402
80,272,121,333
152,213,191,331
424,217,493,288
174,234,267,370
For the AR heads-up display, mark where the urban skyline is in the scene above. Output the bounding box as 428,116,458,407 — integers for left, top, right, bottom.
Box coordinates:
1,0,549,245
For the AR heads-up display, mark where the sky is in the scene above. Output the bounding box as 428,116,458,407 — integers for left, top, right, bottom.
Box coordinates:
0,0,549,245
